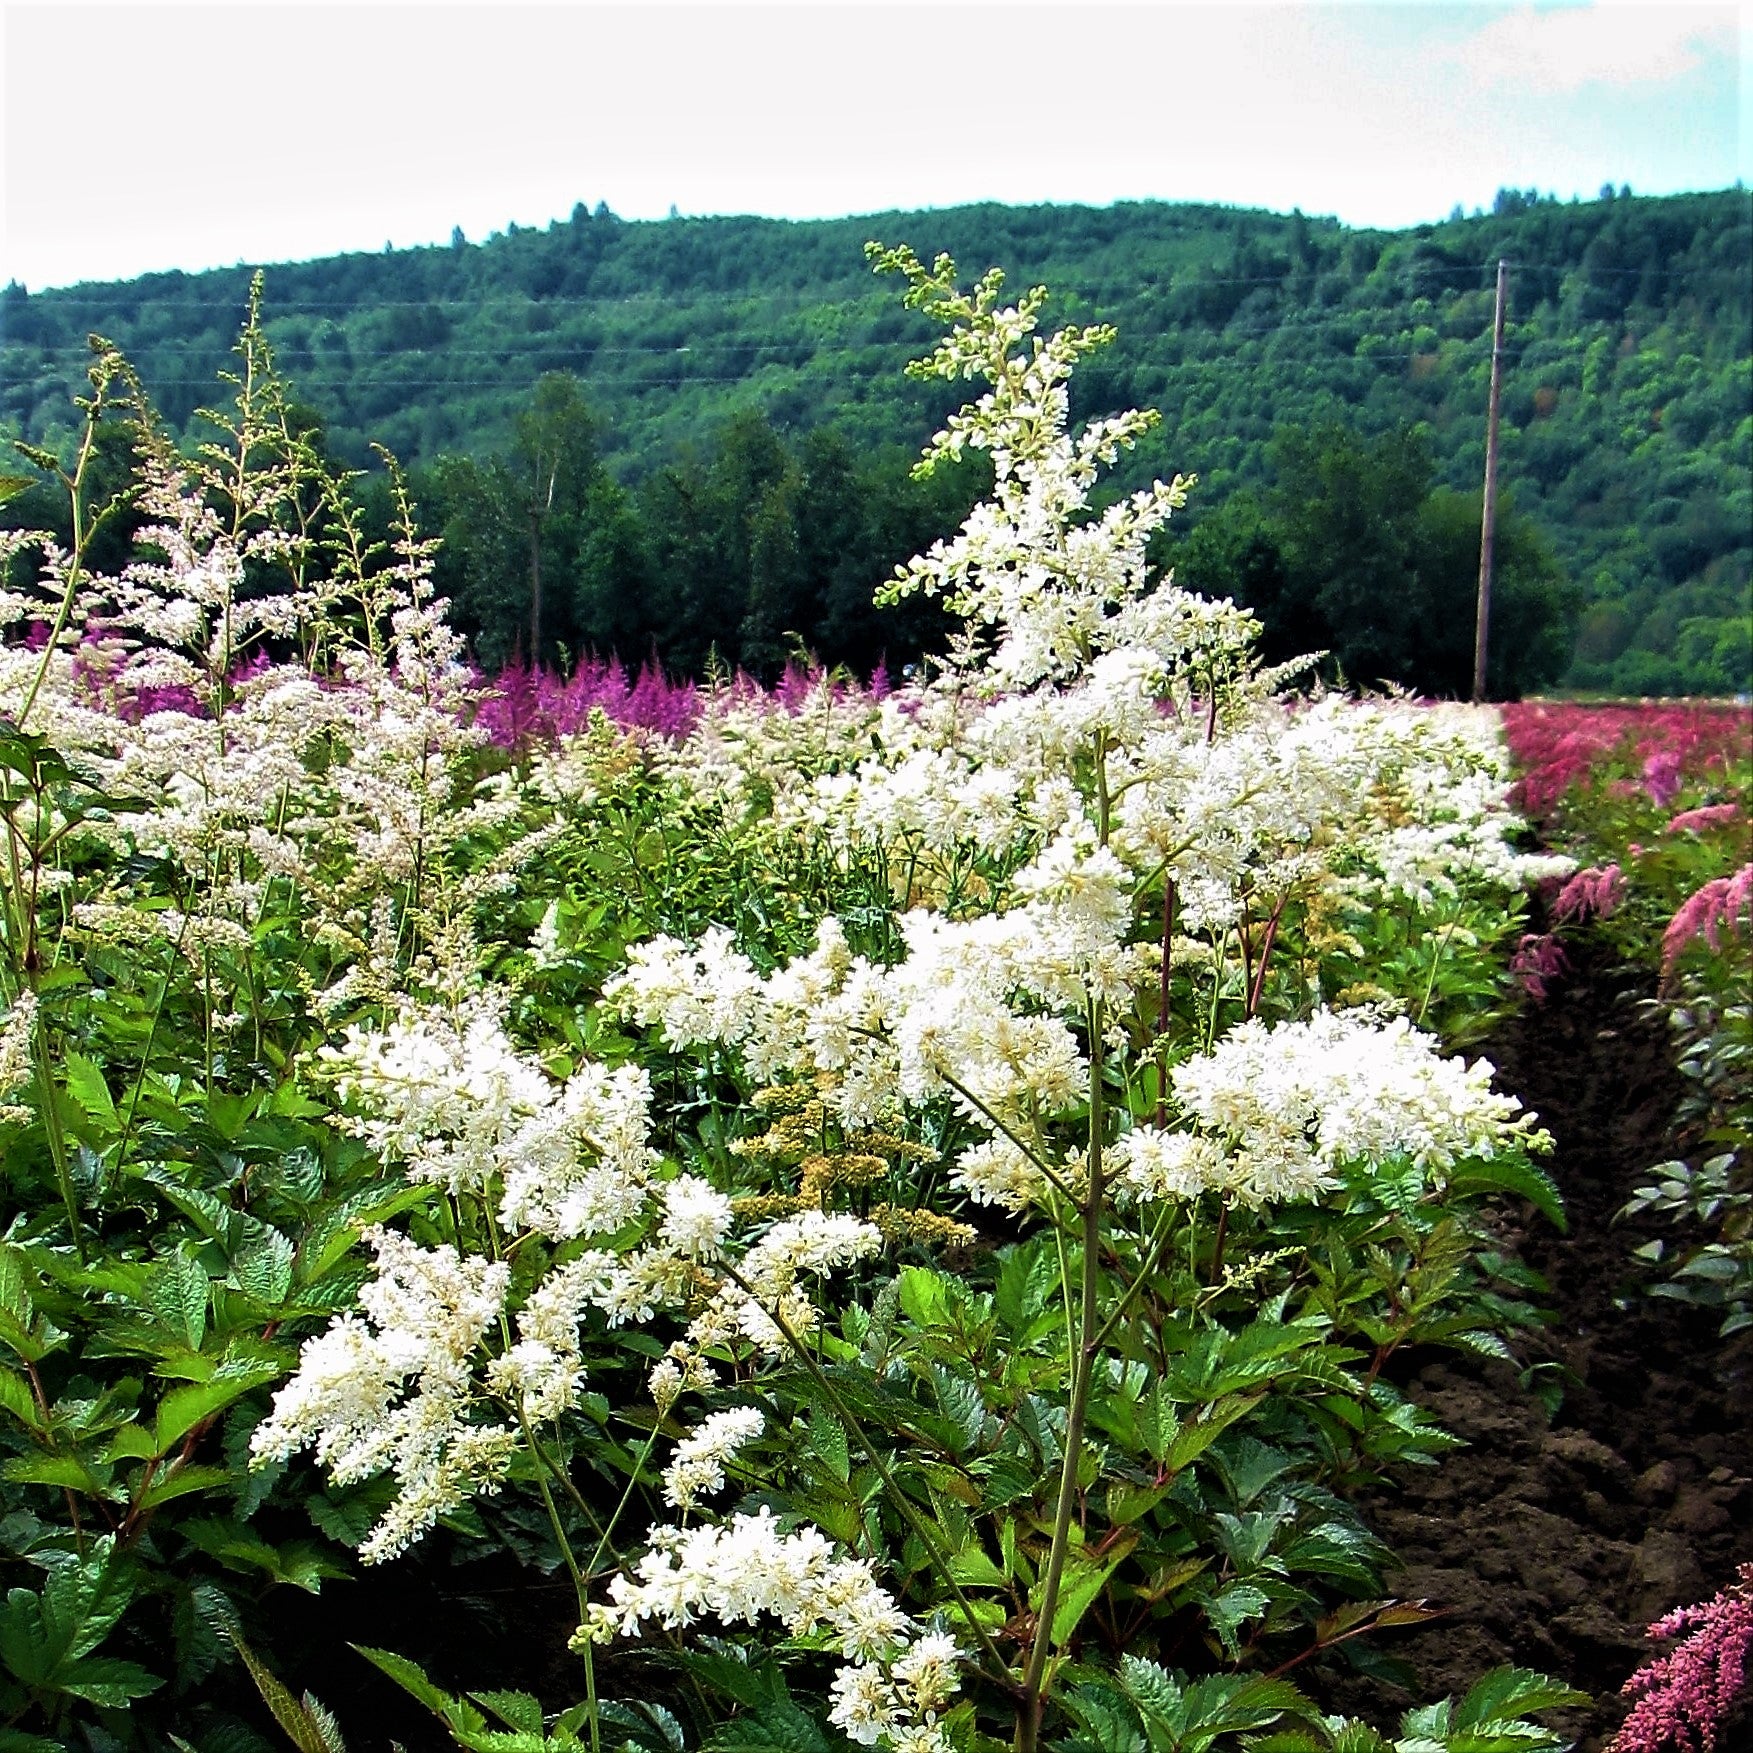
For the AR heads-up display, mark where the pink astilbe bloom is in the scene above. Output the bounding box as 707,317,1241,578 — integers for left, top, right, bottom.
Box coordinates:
1551,863,1626,925
1510,932,1568,1003
1665,803,1743,836
473,657,703,748
1610,1565,1753,1753
1661,864,1753,981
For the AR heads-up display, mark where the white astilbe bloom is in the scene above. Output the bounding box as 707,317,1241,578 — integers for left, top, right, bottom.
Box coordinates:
951,1135,1054,1213
654,676,894,816
586,1509,961,1753
560,1207,880,1384
1107,1126,1227,1204
648,1347,718,1415
529,900,565,967
607,926,767,1051
661,1406,765,1508
0,990,38,1124
324,1000,551,1194
784,746,1031,861
250,1229,513,1563
1168,1009,1546,1207
324,1001,658,1240
485,1254,612,1422
499,1061,660,1242
741,1210,883,1300
882,301,1190,692
659,1174,734,1261
611,838,1143,1139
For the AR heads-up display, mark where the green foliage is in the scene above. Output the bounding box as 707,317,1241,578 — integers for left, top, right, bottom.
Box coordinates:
0,1537,161,1736
1173,423,1574,697
1061,1661,1587,1753
421,393,978,678
1621,971,1753,1335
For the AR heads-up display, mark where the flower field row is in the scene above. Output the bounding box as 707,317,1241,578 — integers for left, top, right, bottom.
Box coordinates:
0,255,1678,1752
1498,698,1750,1351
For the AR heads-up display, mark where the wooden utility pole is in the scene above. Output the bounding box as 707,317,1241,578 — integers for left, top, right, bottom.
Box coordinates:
1473,258,1509,702
528,456,558,662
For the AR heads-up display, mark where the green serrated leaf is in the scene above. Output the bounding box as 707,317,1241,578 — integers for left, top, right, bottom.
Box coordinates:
1450,1666,1591,1729
1041,1535,1136,1649
0,1245,34,1324
53,1653,164,1706
1204,1582,1271,1657
948,1544,1006,1588
354,1643,488,1735
229,1629,340,1753
4,1454,111,1494
137,1464,233,1511
469,1689,544,1733
0,1365,42,1430
61,1052,118,1133
234,1229,296,1305
149,1254,209,1349
807,1400,850,1483
1449,1158,1566,1233
928,1362,988,1453
155,1365,279,1452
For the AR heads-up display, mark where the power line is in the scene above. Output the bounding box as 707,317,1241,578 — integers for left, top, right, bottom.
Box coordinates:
10,255,1745,315
3,303,1529,368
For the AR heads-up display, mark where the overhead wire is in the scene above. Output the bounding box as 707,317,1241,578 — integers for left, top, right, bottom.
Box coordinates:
2,251,1739,406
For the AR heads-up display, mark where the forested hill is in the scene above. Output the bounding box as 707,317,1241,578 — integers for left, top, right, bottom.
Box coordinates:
2,188,1749,694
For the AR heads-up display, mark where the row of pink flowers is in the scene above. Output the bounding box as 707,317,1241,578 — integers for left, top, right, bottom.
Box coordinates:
1500,701,1752,819
1661,864,1753,984
38,619,890,751
469,655,892,751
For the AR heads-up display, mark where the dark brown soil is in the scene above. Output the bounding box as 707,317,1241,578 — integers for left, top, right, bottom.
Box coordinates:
1312,941,1753,1749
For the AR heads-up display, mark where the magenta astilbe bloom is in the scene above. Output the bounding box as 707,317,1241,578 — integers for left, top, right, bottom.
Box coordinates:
1551,863,1626,925
1665,803,1744,836
1610,1565,1753,1753
1643,747,1685,808
473,654,900,748
1661,863,1753,981
1510,932,1568,1002
473,657,706,748
623,661,700,739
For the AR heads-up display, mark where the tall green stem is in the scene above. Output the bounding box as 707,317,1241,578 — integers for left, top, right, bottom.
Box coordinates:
31,1028,84,1264
719,1264,1015,1686
1016,1000,1106,1753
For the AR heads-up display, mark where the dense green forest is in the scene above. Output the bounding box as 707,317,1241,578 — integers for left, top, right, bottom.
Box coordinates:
2,187,1748,693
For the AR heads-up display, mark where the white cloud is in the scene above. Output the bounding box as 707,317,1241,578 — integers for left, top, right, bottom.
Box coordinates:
1448,2,1738,94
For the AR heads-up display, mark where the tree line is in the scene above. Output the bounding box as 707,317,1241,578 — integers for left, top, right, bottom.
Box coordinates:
2,186,1747,692
1,361,1579,697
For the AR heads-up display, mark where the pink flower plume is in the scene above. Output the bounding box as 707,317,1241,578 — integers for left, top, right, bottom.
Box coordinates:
1609,1565,1753,1753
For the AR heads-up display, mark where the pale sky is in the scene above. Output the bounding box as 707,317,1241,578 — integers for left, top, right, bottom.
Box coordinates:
1,0,1746,291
